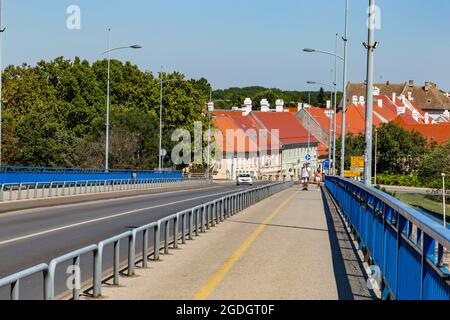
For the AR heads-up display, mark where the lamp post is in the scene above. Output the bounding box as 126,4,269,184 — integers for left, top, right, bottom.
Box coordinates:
101,28,142,172
443,173,447,229
363,0,378,186
304,46,342,176
341,0,349,178
374,128,378,185
307,81,336,174
156,77,188,172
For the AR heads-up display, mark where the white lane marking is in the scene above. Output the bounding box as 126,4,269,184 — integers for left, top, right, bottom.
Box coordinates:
0,184,227,218
0,187,247,246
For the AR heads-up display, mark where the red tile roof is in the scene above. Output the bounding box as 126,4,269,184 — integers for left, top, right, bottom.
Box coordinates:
252,112,318,146
393,117,450,144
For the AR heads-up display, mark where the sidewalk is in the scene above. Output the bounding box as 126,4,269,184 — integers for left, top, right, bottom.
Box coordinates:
90,186,374,300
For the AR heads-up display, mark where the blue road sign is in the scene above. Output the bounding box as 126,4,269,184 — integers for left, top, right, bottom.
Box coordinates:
323,160,330,170
305,154,311,162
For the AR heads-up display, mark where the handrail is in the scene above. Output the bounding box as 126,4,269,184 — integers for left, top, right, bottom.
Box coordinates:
0,263,48,300
325,176,450,300
0,178,208,202
0,181,293,300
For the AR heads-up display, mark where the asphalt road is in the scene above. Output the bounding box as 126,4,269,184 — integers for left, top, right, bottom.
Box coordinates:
0,181,268,300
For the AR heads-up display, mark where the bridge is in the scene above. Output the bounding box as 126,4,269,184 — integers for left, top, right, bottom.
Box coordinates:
0,177,448,300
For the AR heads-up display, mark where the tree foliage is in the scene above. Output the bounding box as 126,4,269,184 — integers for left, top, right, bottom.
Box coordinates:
336,122,429,175
2,57,210,169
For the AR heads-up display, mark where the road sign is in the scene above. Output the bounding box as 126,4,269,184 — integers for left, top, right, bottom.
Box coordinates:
305,154,311,161
344,170,361,177
351,156,364,168
322,160,330,170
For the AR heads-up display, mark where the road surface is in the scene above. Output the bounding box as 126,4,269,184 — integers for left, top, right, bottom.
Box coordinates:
0,181,268,300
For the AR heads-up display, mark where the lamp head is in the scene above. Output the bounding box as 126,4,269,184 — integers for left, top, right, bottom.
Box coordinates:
303,48,315,53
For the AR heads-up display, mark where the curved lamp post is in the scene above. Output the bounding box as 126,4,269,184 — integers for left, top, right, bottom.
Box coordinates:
101,28,142,172
306,81,336,175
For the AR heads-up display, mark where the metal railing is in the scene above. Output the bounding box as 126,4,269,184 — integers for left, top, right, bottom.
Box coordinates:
326,176,450,300
0,178,208,203
0,181,293,300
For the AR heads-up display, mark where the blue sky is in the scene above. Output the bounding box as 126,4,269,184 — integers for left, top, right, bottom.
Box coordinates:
2,0,450,91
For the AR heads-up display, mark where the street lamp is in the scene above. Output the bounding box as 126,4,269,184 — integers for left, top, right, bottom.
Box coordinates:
306,81,336,175
303,36,342,175
303,1,349,178
0,0,4,167
101,28,142,173
363,0,378,186
156,77,188,172
443,173,447,229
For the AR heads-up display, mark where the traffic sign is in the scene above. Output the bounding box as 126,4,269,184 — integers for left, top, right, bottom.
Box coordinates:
305,154,311,161
322,160,330,170
351,156,364,169
344,170,361,177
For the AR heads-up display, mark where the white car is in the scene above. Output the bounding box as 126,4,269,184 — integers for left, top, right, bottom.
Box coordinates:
237,173,253,186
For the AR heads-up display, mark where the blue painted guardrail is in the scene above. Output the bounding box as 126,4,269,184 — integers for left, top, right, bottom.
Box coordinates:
0,166,183,184
326,176,450,300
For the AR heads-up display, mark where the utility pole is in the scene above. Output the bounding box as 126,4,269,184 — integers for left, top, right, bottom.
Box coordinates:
443,173,447,229
363,0,377,186
105,28,111,173
340,0,349,177
159,66,163,172
374,128,378,185
333,33,338,175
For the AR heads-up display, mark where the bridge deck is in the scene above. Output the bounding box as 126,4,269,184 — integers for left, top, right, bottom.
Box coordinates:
90,186,375,300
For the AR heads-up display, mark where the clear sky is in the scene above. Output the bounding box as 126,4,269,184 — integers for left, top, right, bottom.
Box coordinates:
2,0,450,91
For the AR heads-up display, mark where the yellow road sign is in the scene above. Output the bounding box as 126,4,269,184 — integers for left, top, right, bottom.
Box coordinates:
351,156,365,169
344,170,361,177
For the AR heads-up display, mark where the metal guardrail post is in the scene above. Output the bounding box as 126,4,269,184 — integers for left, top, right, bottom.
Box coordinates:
173,215,179,249
142,228,149,268
164,220,170,254
154,223,160,261
201,205,206,233
128,233,136,276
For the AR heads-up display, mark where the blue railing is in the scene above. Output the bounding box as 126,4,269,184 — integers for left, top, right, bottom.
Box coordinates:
0,166,183,184
326,176,450,300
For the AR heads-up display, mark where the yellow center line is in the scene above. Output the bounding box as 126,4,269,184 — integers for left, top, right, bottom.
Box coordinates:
193,190,297,300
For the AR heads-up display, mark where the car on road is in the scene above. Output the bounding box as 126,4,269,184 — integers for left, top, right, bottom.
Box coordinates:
237,173,253,186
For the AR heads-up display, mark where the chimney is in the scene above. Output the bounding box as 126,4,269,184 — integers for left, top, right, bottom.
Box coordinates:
444,110,450,120
392,92,397,103
243,98,252,116
425,82,431,92
260,99,270,112
424,112,430,124
359,96,365,105
408,80,414,87
352,96,358,105
377,99,383,108
401,95,406,104
297,103,303,112
275,99,284,113
407,92,413,101
373,86,380,96
207,102,215,112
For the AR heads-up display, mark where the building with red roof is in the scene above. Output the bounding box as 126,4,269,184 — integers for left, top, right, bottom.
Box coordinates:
209,98,319,181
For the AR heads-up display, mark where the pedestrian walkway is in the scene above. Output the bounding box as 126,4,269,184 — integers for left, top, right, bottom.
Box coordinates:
90,186,375,300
